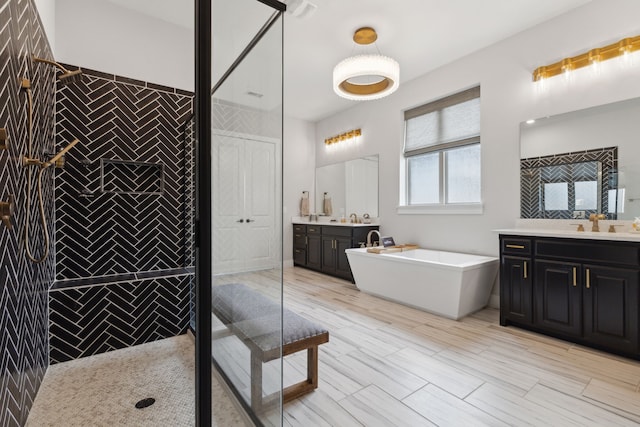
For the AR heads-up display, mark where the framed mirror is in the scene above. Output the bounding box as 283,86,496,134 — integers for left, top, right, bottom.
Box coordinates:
520,97,640,220
315,155,379,218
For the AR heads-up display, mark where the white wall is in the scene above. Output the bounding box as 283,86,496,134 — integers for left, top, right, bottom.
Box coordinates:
283,116,316,265
55,0,193,91
34,0,55,53
314,0,640,300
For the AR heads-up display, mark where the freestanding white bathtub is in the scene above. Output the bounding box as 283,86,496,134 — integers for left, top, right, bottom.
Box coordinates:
345,248,499,320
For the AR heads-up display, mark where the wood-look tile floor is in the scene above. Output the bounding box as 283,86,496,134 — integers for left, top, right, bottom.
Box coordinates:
30,266,640,426
255,266,640,426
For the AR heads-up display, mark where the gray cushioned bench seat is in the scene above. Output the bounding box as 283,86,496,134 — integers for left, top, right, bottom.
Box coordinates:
212,283,329,411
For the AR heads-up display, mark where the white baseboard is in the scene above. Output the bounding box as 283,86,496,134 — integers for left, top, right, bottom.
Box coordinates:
283,259,294,268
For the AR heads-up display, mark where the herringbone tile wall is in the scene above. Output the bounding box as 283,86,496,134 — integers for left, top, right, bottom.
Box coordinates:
0,1,55,425
520,147,617,219
212,98,280,139
49,275,190,363
55,68,193,278
51,67,195,363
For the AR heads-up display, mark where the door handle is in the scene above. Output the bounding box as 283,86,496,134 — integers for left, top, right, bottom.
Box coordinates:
586,268,590,289
236,219,244,223
246,219,254,223
305,236,308,245
572,267,577,287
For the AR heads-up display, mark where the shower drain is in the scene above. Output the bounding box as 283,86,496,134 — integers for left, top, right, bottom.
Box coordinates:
135,397,156,409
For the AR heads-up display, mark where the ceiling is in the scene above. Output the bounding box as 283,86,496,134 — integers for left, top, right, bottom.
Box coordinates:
105,0,592,123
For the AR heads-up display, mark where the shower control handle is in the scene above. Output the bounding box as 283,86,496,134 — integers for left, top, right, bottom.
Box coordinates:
1,194,14,230
237,219,244,223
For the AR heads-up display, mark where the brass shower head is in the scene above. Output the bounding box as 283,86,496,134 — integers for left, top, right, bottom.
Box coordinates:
24,138,80,169
45,139,79,168
33,56,83,85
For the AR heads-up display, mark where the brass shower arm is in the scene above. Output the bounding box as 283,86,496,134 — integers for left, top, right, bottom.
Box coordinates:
44,139,79,168
32,56,73,74
23,139,79,169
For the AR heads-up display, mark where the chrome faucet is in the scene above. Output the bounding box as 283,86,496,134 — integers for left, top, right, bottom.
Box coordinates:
349,213,358,223
589,213,606,232
366,229,381,247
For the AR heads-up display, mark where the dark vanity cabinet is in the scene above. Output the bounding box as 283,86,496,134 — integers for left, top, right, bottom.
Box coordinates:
306,226,322,270
321,228,353,278
293,223,379,281
500,235,640,359
500,238,533,325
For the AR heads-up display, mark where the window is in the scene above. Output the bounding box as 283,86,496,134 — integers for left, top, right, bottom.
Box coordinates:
401,86,481,213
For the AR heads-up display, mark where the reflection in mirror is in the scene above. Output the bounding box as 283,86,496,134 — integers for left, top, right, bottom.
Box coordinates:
520,97,640,220
315,155,378,218
520,150,616,219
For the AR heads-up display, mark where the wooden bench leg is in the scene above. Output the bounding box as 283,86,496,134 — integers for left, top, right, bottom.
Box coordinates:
251,344,323,412
307,345,319,389
251,351,263,413
282,345,319,404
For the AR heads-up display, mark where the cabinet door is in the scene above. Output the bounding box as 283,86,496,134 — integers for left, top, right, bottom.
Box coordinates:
500,256,532,325
583,265,639,354
293,248,306,266
307,234,322,270
293,232,306,249
534,259,582,336
335,237,353,279
321,236,336,271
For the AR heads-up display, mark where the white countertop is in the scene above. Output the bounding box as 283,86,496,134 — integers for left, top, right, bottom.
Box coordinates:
495,228,640,242
293,219,378,227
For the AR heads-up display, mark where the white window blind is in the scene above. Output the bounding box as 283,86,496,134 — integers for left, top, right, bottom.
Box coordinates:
404,86,480,156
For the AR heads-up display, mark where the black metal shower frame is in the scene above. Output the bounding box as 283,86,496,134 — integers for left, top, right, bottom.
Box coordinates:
194,1,285,426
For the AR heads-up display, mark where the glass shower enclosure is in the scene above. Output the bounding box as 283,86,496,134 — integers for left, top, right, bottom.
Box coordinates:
194,1,284,425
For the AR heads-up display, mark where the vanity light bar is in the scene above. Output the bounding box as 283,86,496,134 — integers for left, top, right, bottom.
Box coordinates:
533,34,640,81
324,128,361,145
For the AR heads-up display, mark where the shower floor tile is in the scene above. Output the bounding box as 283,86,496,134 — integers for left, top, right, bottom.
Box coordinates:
26,335,249,427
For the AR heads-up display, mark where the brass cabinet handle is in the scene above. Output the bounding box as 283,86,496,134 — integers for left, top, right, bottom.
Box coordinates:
586,268,590,289
523,261,528,279
506,244,525,249
572,267,577,287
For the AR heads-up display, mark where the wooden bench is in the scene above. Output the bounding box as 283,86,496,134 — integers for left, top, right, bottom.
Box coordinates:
211,283,329,412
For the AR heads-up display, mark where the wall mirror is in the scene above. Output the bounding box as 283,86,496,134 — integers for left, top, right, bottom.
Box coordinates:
520,97,640,220
315,155,379,218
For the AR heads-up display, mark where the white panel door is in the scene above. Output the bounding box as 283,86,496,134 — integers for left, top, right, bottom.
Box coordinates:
212,134,276,274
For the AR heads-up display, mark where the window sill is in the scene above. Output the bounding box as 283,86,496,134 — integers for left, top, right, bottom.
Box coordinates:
397,203,484,215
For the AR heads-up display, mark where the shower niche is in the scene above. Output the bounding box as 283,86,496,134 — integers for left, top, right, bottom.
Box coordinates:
100,159,165,195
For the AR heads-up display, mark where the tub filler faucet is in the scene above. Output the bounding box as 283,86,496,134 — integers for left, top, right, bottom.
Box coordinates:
366,229,381,247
